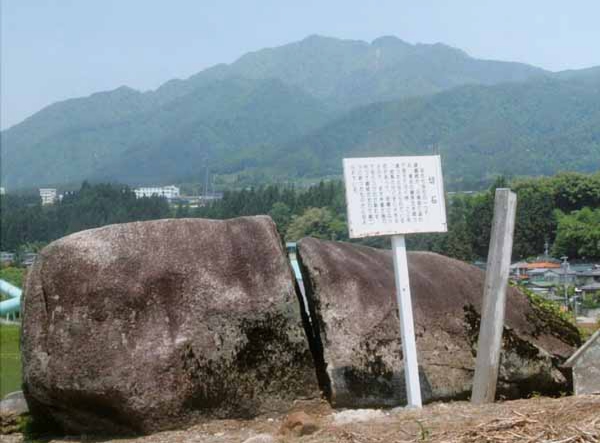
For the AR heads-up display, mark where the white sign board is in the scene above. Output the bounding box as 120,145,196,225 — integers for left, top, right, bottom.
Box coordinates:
343,155,447,238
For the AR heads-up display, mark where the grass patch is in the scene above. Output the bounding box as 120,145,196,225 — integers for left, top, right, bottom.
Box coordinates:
0,266,25,288
1,323,21,397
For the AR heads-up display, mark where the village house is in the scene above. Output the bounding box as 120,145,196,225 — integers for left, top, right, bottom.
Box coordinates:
529,267,578,286
578,269,600,289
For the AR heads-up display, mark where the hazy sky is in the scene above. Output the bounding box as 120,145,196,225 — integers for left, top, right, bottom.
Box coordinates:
2,0,600,129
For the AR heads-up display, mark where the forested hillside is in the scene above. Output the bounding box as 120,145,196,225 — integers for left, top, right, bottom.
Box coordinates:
272,76,600,189
1,35,598,190
2,78,332,188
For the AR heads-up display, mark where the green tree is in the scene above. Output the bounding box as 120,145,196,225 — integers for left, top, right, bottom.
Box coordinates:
268,202,292,234
285,207,347,242
552,172,600,213
0,267,25,288
174,203,191,218
441,196,474,261
552,207,600,259
512,178,556,258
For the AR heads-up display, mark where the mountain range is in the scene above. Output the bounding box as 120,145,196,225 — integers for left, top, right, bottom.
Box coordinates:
2,35,599,190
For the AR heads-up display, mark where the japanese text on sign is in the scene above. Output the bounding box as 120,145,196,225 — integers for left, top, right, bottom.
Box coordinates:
343,155,447,238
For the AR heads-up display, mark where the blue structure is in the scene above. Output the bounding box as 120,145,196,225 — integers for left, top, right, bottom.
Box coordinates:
0,279,22,318
286,242,311,320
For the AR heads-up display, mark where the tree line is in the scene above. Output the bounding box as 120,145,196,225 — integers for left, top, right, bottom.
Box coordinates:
192,172,600,261
2,172,599,261
409,173,600,261
0,182,170,252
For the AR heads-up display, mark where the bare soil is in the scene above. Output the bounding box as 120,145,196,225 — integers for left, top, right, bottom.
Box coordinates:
4,395,600,443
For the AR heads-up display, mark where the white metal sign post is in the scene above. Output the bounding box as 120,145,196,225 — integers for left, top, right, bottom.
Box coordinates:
343,155,447,408
391,234,422,407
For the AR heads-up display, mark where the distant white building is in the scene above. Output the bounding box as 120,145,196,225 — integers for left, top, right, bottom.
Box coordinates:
0,187,5,195
134,185,180,200
39,188,58,205
0,251,15,265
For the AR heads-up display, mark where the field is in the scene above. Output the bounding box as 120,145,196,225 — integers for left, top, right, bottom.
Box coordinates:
0,323,21,397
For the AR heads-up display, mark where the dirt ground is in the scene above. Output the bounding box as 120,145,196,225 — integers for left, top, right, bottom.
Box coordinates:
3,394,600,443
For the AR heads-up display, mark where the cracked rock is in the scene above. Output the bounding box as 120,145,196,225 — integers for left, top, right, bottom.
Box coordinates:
297,238,578,408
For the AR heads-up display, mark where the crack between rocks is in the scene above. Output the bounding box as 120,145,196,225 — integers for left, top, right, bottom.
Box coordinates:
294,245,332,402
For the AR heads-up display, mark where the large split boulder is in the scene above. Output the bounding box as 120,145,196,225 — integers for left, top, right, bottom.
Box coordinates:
22,216,319,434
297,238,580,408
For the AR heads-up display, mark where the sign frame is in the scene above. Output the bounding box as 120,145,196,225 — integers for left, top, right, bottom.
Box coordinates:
343,155,447,239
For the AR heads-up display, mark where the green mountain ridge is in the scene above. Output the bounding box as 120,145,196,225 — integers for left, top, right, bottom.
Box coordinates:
92,78,334,184
1,35,599,190
270,76,600,188
2,78,333,188
156,34,548,110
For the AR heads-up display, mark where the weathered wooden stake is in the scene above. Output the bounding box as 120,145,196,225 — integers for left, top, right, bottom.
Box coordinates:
471,188,517,404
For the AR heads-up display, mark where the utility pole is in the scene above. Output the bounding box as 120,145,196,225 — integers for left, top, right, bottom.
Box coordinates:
204,164,209,198
561,255,569,309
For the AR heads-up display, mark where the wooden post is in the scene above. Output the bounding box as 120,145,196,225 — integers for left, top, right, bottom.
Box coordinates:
471,188,517,404
391,235,422,408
